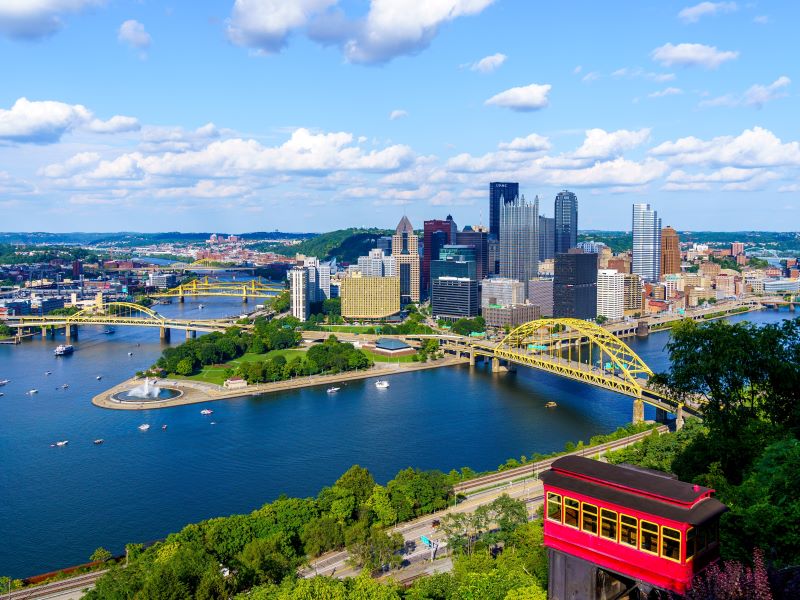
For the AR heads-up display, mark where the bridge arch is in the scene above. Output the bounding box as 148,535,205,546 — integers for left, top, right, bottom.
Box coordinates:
66,302,166,325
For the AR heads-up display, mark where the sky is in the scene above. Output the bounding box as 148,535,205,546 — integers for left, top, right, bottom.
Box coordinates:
0,0,798,233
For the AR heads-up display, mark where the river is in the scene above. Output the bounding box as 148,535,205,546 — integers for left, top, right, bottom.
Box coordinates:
0,297,793,578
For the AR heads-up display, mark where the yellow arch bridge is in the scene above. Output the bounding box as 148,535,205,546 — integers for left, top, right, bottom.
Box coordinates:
440,318,689,425
151,277,283,302
6,302,236,341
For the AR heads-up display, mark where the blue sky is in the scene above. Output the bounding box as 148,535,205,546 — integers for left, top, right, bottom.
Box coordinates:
0,0,798,232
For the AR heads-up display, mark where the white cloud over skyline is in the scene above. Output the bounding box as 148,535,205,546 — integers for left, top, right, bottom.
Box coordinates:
485,84,551,111
651,42,739,69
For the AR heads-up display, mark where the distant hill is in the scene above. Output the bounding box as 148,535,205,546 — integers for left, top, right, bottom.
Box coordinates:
288,228,393,263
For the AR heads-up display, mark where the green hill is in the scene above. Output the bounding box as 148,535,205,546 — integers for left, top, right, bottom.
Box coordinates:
289,228,393,263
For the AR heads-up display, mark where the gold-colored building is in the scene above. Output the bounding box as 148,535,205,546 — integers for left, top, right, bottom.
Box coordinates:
660,226,681,276
392,215,420,303
340,273,400,320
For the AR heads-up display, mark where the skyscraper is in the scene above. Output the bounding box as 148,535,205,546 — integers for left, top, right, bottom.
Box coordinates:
430,246,478,320
422,215,457,292
660,226,681,277
554,190,578,254
597,269,624,321
392,215,420,304
499,195,539,291
289,267,309,321
538,215,555,261
489,182,519,240
455,227,488,281
632,204,662,282
554,251,597,319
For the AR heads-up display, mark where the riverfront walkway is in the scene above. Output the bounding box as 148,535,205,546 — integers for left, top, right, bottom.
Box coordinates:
92,356,469,410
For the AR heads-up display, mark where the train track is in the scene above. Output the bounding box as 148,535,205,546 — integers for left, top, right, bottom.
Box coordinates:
454,426,668,495
6,569,106,600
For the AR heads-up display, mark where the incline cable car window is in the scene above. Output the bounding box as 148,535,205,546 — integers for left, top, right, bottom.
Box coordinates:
686,527,696,560
600,508,618,541
581,503,598,534
661,526,681,562
640,520,659,554
620,515,638,547
564,497,580,528
547,492,562,522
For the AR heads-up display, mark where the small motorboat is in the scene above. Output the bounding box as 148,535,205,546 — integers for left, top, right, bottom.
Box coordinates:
96,376,102,380
45,371,52,376
61,384,69,389
0,379,9,385
27,389,39,395
198,304,205,310
210,421,217,425
52,440,69,447
161,425,168,430
103,328,115,335
138,424,150,431
94,439,104,445
200,409,213,415
545,401,557,408
128,352,134,356
0,392,4,397
375,380,389,389
327,387,340,394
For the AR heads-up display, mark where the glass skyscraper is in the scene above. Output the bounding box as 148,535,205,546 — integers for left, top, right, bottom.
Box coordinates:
554,190,578,254
499,195,539,292
632,203,662,282
489,182,519,240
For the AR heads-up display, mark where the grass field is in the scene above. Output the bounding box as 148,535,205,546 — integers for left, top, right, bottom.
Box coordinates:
312,325,377,333
361,349,418,363
173,348,308,385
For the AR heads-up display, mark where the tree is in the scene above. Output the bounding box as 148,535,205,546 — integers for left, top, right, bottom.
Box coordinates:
595,315,608,325
301,517,343,557
367,485,397,527
90,547,113,563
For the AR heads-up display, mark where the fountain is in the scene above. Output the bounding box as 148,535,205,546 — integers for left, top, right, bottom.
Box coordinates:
112,377,182,403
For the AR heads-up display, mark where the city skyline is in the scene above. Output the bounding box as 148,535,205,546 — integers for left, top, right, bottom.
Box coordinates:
1,1,799,232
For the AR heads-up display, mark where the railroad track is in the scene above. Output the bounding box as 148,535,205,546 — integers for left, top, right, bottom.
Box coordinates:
6,569,106,600
454,426,668,495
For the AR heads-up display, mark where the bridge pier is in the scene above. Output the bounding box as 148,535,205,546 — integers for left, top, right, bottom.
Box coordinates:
655,407,669,424
65,325,78,340
469,348,475,367
632,399,645,424
675,404,685,430
178,295,184,303
491,357,511,373
185,329,196,340
160,327,171,341
41,326,54,339
241,296,248,303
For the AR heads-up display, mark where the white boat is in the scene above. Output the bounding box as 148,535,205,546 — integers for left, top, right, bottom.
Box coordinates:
161,425,168,430
0,392,4,397
138,424,150,431
0,379,9,385
53,440,68,447
200,409,213,415
128,352,134,356
198,304,205,309
94,439,104,445
327,387,340,394
45,371,52,376
27,389,38,395
61,384,69,389
96,376,102,380
545,401,557,408
375,380,390,389
54,344,74,356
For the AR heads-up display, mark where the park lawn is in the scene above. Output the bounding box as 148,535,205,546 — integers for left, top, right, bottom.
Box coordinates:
173,348,308,385
314,325,377,333
361,349,417,363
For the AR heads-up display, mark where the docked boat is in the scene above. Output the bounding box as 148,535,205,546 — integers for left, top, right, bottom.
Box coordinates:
94,439,104,445
545,401,557,408
200,409,213,415
54,344,74,356
138,424,150,431
327,387,340,394
375,380,390,389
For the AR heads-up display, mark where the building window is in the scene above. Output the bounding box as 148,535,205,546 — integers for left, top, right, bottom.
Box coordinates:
640,520,659,555
620,515,638,547
581,503,598,535
564,497,579,528
662,527,681,562
546,493,562,523
600,508,618,542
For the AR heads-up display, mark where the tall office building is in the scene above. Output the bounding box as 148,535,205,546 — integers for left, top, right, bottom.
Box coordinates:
528,278,554,317
623,274,643,312
553,251,597,320
632,204,662,282
301,256,331,303
422,216,457,291
554,190,578,254
538,215,555,261
660,226,681,277
376,236,392,255
340,273,400,319
499,195,539,291
430,246,478,320
288,267,309,321
489,182,519,240
456,227,489,281
392,215,420,304
597,269,625,321
357,248,395,277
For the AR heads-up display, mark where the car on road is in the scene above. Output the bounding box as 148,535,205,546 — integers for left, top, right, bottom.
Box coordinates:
431,519,441,528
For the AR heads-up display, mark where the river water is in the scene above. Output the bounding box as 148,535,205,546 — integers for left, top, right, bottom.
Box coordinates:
0,296,793,578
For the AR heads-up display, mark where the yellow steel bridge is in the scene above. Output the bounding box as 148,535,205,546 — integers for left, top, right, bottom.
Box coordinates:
151,277,283,302
6,301,235,340
442,318,688,423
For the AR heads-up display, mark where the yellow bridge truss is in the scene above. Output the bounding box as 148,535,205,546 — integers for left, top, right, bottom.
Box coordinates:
151,277,283,300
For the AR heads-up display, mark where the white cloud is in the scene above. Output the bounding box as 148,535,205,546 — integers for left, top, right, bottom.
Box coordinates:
39,152,101,177
497,133,551,152
0,97,139,144
678,2,737,24
572,128,651,160
469,52,506,73
753,15,769,25
649,87,684,98
485,83,551,112
581,71,600,83
226,0,337,53
666,166,759,184
389,109,408,120
573,65,582,74
0,0,104,40
649,127,800,168
611,67,675,82
651,43,739,69
700,76,790,109
118,19,151,51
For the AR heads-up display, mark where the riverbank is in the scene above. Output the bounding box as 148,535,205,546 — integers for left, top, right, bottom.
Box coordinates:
92,356,469,410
